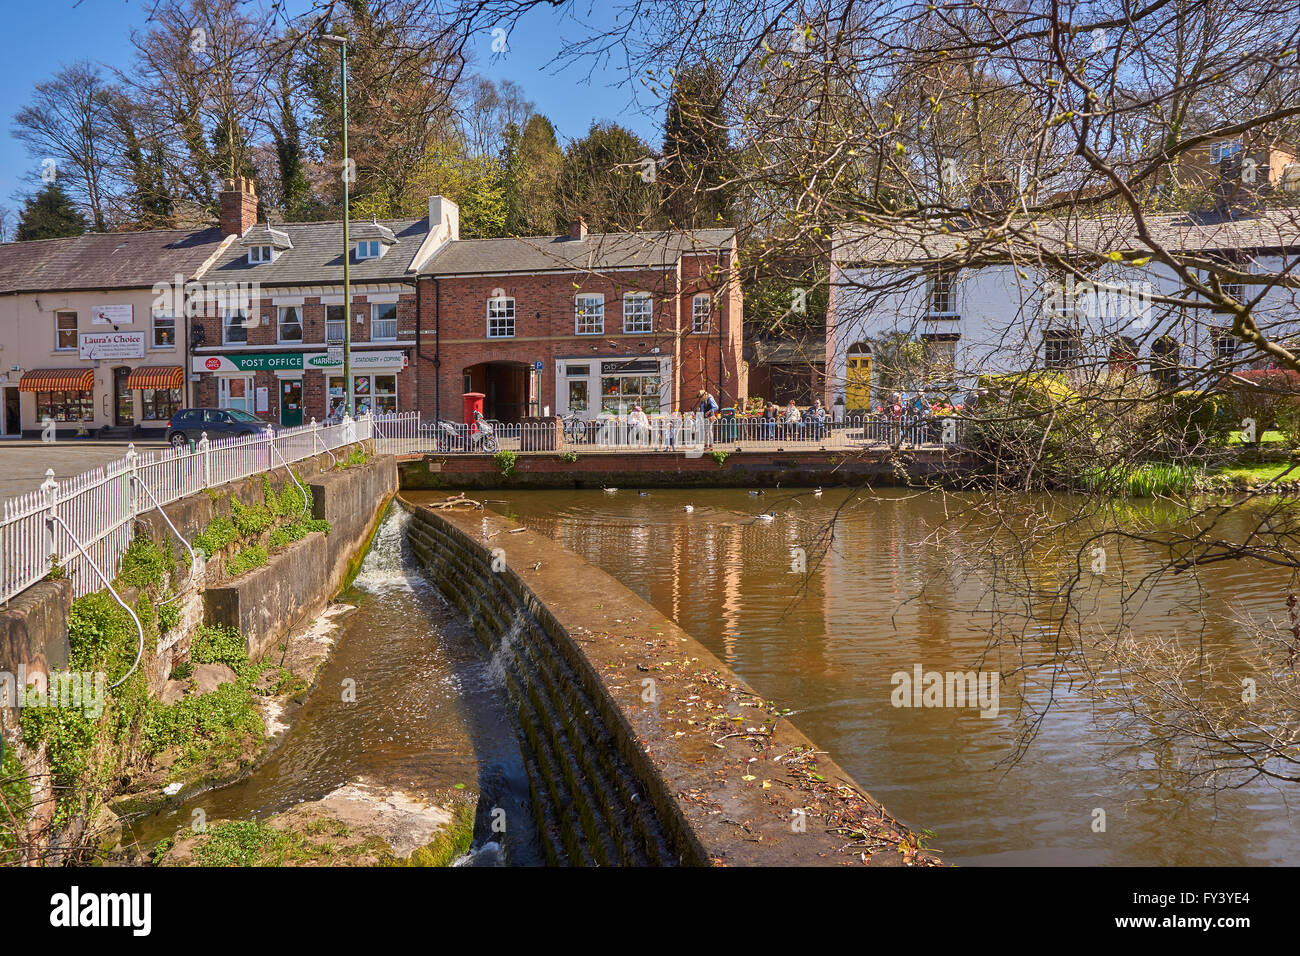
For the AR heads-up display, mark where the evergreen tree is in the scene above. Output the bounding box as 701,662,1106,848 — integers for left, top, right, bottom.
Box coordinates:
502,114,564,235
16,183,88,240
661,62,735,227
559,122,662,232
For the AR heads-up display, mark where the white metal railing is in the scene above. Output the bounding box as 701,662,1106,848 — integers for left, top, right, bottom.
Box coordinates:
1,414,375,605
368,411,962,456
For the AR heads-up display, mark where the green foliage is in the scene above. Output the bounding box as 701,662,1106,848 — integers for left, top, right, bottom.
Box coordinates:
190,624,248,671
1079,462,1199,498
224,545,268,578
494,450,517,476
67,591,137,675
117,535,171,591
230,496,273,538
382,803,476,867
16,182,87,241
0,746,30,864
143,681,264,765
185,819,287,867
170,661,194,681
194,516,238,558
19,703,99,828
710,450,730,466
157,599,181,635
559,121,658,231
560,451,579,463
46,558,66,581
1227,370,1300,441
1160,390,1237,453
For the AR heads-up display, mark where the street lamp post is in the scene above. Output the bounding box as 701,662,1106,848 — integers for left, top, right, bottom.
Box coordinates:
317,31,353,418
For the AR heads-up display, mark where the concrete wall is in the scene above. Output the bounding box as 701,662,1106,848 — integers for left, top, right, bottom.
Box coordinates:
402,496,931,866
399,447,974,491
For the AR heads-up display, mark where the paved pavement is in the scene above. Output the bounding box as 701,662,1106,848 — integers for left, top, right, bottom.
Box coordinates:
0,440,168,501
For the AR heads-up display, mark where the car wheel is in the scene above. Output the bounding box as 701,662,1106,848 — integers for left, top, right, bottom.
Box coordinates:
170,432,187,449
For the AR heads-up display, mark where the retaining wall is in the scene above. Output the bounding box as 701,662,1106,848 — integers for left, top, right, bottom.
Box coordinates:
399,447,975,491
403,495,931,866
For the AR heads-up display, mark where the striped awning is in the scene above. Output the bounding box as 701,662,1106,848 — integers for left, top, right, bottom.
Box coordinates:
18,368,95,392
126,365,184,390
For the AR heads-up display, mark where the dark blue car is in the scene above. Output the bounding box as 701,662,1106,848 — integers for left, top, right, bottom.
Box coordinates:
166,408,274,448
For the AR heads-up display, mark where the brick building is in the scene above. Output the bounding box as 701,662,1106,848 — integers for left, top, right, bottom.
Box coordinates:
186,179,748,427
417,217,745,422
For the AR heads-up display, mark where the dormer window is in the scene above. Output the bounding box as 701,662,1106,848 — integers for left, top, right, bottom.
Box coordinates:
248,245,274,264
356,240,382,260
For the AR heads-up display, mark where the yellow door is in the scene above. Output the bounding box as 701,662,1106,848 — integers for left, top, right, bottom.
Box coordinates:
847,355,871,412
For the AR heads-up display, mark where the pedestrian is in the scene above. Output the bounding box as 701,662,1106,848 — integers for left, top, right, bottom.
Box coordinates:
807,398,828,440
627,404,649,445
696,388,719,449
783,399,802,440
762,401,778,440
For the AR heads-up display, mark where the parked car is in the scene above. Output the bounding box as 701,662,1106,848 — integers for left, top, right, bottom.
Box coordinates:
166,408,275,448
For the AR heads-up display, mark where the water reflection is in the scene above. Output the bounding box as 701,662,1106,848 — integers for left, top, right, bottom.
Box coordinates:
430,487,1300,866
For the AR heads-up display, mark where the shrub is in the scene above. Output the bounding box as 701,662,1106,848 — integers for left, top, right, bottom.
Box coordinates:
230,497,274,537
194,516,238,558
190,623,248,670
117,535,170,591
966,372,1092,483
224,545,268,578
1223,368,1300,440
494,450,517,476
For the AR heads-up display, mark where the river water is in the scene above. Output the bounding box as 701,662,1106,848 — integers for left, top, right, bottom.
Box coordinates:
429,487,1300,866
125,507,541,864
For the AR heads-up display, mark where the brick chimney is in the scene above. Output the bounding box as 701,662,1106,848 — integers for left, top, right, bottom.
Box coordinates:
568,216,587,240
220,176,258,237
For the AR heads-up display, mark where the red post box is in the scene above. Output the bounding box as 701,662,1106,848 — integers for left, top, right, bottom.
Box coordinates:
462,392,485,429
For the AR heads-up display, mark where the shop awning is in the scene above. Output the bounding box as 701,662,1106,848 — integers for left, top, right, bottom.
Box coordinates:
18,368,94,392
126,365,184,390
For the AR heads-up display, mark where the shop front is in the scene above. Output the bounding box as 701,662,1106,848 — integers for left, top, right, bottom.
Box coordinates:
194,349,408,425
555,355,671,419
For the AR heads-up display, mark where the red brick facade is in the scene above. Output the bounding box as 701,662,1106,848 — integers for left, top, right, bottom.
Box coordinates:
413,248,745,422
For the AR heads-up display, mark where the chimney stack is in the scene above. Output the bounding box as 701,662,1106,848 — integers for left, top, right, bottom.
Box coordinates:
569,216,587,240
220,176,258,237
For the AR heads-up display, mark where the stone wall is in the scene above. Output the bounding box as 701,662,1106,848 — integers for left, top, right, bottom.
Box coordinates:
402,495,932,866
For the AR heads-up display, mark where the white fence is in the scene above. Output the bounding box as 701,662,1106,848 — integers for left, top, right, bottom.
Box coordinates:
1,415,375,605
370,411,960,456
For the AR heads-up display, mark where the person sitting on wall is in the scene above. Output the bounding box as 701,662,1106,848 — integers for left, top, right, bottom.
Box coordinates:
761,402,778,440
806,398,828,440
627,404,650,445
783,399,802,439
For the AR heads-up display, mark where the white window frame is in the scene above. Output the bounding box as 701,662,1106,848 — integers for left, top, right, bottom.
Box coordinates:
371,302,398,342
247,246,273,264
325,304,345,344
1212,327,1239,359
223,309,251,345
622,292,653,334
218,375,255,412
927,271,958,318
151,310,176,349
356,240,382,260
54,310,78,351
487,296,516,338
277,305,303,344
575,294,604,335
692,294,711,333
1210,140,1243,164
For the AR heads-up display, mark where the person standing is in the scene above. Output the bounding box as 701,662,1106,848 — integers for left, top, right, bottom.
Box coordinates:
695,388,719,449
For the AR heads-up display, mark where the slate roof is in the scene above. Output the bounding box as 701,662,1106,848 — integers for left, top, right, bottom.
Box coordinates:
0,228,225,294
420,228,736,275
204,217,427,286
832,208,1300,265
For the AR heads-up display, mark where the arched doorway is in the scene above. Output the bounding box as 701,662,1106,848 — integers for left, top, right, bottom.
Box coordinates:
846,342,872,412
463,360,536,423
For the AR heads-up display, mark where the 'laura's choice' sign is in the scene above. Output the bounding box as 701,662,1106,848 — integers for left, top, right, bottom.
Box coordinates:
79,331,145,359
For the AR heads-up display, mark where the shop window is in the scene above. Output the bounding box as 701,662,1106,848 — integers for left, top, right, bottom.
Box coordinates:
35,389,93,422
142,388,182,421
328,373,398,416
599,359,662,415
219,376,255,412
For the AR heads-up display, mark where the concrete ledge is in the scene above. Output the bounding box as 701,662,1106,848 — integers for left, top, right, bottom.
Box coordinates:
399,448,976,490
401,494,935,867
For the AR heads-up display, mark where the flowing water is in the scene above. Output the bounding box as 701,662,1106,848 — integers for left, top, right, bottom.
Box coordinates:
125,507,541,864
413,487,1300,866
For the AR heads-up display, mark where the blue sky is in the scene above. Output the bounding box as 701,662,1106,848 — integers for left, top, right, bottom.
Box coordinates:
0,0,661,219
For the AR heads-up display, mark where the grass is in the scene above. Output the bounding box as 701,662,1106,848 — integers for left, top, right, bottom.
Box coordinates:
1079,462,1199,498
1226,428,1287,447
1207,461,1298,485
